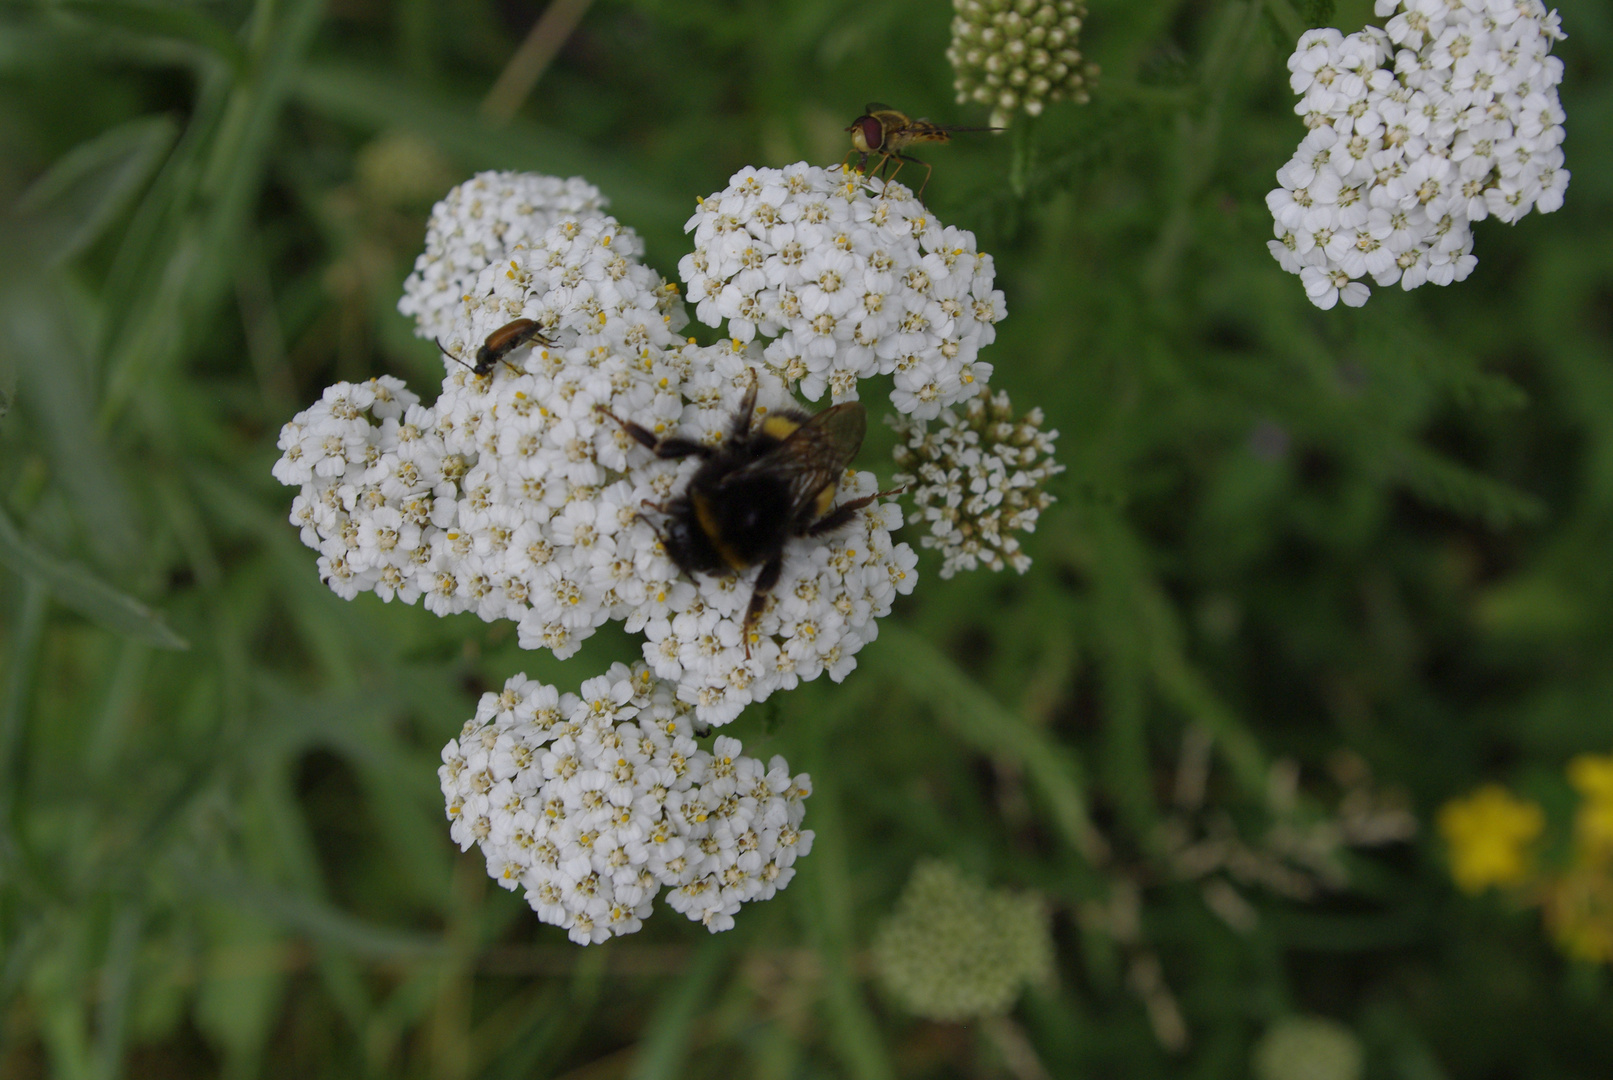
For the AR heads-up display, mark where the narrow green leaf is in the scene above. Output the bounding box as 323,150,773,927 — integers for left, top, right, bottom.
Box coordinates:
101,0,326,424
874,624,1105,863
183,870,445,960
193,903,291,1078
0,278,143,566
0,581,49,865
625,934,735,1080
794,734,896,1080
1388,441,1547,528
0,506,187,650
13,114,178,266
55,0,248,71
90,905,143,1080
292,62,689,248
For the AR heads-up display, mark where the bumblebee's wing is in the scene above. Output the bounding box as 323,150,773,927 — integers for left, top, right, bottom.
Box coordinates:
733,403,867,520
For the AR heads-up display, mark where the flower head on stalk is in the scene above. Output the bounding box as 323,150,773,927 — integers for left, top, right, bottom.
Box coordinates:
1267,0,1568,308
277,174,920,726
439,663,813,942
890,385,1063,578
948,0,1100,128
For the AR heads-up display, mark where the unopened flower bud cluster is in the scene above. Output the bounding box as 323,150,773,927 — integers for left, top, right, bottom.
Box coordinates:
440,662,814,943
1254,1017,1365,1080
948,0,1099,128
276,199,916,727
872,860,1052,1021
399,171,610,342
680,164,1005,421
890,386,1061,578
1268,0,1568,309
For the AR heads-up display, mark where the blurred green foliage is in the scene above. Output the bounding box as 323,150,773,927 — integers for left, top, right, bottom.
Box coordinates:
2,0,1612,1076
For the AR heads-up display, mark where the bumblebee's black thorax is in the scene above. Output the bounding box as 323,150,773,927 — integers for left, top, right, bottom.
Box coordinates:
661,408,814,576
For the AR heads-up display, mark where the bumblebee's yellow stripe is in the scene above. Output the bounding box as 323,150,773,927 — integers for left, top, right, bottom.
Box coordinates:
692,491,747,571
758,415,802,441
813,482,837,519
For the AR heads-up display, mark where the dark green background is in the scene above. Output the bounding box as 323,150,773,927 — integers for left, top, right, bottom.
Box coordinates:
2,0,1611,1075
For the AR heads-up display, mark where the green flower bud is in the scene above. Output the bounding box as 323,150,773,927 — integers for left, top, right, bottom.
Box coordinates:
1253,1017,1364,1080
872,861,1053,1022
948,0,1098,125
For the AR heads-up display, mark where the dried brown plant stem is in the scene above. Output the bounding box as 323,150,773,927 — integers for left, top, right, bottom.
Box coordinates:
480,0,597,124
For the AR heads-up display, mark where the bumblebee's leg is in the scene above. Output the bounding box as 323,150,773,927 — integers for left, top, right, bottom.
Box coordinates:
803,485,907,537
730,367,760,441
595,406,712,459
741,553,785,660
634,502,672,546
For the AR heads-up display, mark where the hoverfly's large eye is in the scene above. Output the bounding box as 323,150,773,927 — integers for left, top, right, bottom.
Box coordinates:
854,116,885,151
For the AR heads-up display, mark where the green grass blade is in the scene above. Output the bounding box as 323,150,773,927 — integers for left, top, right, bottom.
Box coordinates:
874,623,1105,864
13,114,178,266
0,509,185,651
0,507,187,650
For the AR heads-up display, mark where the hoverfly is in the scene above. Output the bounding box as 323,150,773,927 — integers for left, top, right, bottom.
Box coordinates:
843,103,1000,197
435,318,552,377
598,371,903,658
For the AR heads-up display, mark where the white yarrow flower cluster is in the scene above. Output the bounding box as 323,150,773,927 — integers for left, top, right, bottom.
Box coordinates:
439,663,814,943
276,199,916,726
890,386,1062,578
1267,0,1568,309
679,164,1005,420
399,171,611,341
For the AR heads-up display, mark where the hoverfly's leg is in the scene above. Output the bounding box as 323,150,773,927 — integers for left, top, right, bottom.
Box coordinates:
877,154,930,198
803,485,908,537
910,156,934,199
594,405,712,459
730,367,760,441
741,553,786,660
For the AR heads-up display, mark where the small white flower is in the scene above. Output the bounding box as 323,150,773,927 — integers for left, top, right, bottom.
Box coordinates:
439,665,813,942
1266,0,1567,308
683,165,1004,420
399,172,611,344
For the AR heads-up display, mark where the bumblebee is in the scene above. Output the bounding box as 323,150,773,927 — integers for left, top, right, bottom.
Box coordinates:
599,372,902,657
843,102,1000,197
436,318,552,376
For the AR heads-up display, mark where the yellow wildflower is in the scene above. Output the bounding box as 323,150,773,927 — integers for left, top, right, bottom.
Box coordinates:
1544,863,1613,964
1569,753,1613,803
1569,754,1613,855
1437,785,1544,894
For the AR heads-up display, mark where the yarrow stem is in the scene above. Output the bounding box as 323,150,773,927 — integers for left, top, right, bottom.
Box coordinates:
1267,0,1568,309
